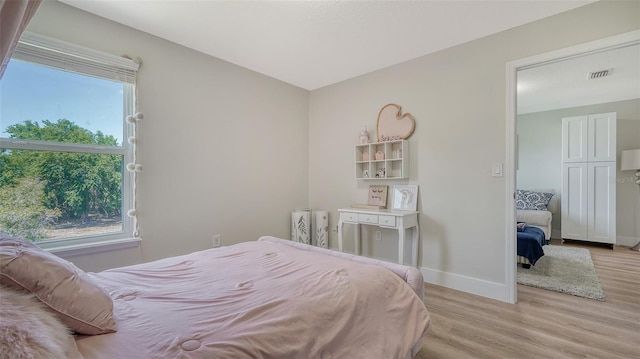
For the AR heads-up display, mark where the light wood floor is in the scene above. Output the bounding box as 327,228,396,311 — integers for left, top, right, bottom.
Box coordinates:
416,240,640,359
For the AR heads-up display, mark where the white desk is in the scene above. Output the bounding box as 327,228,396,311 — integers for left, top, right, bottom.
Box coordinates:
337,208,419,267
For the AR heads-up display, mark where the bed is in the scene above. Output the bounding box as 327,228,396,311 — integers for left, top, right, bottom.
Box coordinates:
0,235,431,359
517,224,547,268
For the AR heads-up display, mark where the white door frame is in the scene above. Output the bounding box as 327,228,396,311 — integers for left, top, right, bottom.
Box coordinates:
504,30,640,304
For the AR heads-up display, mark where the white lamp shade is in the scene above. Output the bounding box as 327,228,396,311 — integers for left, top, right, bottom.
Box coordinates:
621,149,640,171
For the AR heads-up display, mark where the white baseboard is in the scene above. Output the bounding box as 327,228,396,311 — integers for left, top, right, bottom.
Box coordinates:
617,235,640,247
419,232,638,302
551,231,638,247
420,266,507,303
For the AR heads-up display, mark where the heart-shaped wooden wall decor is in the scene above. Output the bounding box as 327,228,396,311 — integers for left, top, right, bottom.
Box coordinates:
376,104,415,142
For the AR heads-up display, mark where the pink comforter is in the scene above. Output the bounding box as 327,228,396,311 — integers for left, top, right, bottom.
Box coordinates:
76,238,431,358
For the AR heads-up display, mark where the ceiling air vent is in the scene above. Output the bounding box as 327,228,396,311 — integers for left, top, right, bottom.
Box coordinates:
588,68,612,79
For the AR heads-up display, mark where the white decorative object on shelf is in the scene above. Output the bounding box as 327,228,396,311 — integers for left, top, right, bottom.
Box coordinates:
359,126,370,145
354,140,408,180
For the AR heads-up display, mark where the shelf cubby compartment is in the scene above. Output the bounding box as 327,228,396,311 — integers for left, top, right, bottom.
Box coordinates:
386,159,403,178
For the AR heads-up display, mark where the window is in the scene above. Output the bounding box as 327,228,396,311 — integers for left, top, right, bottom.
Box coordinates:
0,32,139,249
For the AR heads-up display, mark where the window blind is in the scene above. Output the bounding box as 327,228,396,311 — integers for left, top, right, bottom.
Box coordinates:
13,32,139,83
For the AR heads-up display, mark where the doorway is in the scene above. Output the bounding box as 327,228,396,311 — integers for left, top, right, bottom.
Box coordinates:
505,30,640,303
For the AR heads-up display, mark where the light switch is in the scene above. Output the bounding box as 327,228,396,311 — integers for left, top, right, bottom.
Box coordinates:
492,163,503,177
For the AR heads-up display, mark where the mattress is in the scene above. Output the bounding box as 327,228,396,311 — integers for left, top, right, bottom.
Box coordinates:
75,237,431,358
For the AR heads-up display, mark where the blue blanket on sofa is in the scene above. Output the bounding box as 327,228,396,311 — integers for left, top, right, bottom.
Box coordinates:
517,226,547,265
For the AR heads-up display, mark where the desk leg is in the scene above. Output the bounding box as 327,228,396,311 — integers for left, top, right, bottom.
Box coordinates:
338,217,344,252
412,224,420,267
354,224,360,256
398,225,405,265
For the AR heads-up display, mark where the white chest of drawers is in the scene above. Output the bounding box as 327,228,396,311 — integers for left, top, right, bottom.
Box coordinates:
337,208,420,267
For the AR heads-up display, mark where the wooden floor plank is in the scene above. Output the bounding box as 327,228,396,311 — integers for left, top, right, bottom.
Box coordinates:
415,241,640,359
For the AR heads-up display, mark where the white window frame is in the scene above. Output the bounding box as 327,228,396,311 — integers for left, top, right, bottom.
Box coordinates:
1,32,140,252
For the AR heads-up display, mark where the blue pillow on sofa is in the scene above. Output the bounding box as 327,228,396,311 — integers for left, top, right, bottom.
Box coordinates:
516,189,554,211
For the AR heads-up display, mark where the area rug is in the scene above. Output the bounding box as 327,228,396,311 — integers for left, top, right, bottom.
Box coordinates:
517,245,605,301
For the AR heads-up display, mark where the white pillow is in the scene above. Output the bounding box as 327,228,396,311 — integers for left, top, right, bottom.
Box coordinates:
516,189,554,211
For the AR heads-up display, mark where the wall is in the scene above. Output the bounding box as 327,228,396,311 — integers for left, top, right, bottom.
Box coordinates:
617,114,640,246
308,1,639,301
517,99,640,242
26,1,310,271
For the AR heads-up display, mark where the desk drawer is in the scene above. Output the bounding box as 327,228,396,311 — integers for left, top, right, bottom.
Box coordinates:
358,214,378,224
342,212,359,222
378,215,396,227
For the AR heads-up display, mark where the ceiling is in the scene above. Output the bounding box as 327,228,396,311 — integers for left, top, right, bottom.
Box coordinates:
517,43,640,114
59,0,597,90
57,0,638,113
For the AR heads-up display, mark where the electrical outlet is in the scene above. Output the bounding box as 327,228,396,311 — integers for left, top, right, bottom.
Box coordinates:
375,231,382,241
212,234,221,248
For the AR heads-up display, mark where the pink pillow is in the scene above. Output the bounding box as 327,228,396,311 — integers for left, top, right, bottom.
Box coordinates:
0,236,117,335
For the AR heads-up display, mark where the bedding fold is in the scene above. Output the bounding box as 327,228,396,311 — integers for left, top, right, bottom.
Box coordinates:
517,226,547,265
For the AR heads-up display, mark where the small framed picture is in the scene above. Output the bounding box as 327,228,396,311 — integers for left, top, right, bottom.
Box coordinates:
391,185,418,211
367,185,388,207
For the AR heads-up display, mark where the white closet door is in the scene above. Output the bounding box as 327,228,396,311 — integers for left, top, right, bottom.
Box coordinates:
562,116,588,163
588,112,617,162
587,162,617,244
561,162,588,240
